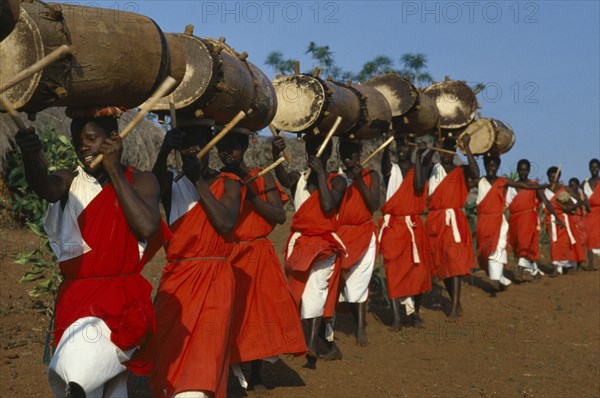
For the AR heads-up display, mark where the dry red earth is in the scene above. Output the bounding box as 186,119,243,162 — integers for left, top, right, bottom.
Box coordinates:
1,222,599,397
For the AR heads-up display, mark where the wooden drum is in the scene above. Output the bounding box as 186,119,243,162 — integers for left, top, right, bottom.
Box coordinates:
363,73,417,117
347,84,392,140
392,91,439,137
1,0,184,115
271,74,360,135
458,118,515,155
424,80,478,129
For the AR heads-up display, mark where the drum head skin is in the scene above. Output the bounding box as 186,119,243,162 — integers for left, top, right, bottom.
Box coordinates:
458,118,495,155
238,61,277,131
424,80,478,129
0,7,44,110
272,75,324,132
148,33,214,112
364,73,417,117
491,119,515,154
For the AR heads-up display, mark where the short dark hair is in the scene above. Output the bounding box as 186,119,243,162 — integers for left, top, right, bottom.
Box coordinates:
569,177,580,186
484,154,501,167
442,137,457,151
547,166,560,178
305,135,333,156
70,117,118,139
590,158,600,167
517,159,530,169
338,140,361,155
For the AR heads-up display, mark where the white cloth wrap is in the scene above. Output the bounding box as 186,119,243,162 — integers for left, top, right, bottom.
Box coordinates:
48,317,133,398
339,234,377,304
44,166,146,261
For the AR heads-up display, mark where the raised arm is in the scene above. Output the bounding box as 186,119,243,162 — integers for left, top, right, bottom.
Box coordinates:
246,173,286,225
14,127,73,203
271,135,300,190
152,128,184,199
506,180,550,190
381,145,393,187
461,134,480,188
413,142,429,195
100,132,160,241
195,171,242,235
351,168,380,214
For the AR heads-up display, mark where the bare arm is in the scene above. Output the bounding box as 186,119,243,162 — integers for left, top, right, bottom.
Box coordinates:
100,134,160,241
352,169,380,214
381,145,392,187
14,127,73,203
506,180,550,190
537,190,565,228
196,176,242,235
413,143,429,195
271,136,300,190
247,173,286,225
461,135,479,188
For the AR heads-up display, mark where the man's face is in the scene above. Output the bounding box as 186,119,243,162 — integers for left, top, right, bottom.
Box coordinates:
395,142,411,161
485,159,499,177
590,161,600,178
517,163,530,180
72,123,111,172
548,171,559,184
217,136,244,171
339,143,361,170
569,180,579,192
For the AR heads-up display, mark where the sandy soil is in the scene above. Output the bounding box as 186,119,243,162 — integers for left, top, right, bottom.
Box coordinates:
1,222,599,397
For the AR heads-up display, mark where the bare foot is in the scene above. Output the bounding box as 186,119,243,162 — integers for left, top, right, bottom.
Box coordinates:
303,350,317,369
389,319,402,332
356,330,368,346
319,343,343,360
411,314,424,329
248,384,269,395
446,312,459,322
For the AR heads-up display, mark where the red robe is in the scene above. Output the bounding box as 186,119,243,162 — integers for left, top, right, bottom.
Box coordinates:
54,167,170,375
586,181,600,250
228,169,305,365
476,177,507,271
380,168,432,298
571,192,588,262
150,173,242,398
544,188,578,262
285,174,345,312
508,181,540,261
425,166,474,279
324,169,378,317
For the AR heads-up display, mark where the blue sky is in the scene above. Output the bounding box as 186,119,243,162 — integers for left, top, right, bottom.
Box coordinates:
120,0,598,181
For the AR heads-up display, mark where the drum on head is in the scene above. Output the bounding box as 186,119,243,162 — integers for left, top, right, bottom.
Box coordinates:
424,80,478,129
457,118,495,155
392,91,439,137
346,84,392,140
490,119,515,154
2,1,183,115
237,61,278,132
363,73,417,117
148,34,255,125
271,75,360,135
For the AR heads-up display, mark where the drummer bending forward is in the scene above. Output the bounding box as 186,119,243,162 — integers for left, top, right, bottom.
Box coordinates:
15,112,167,398
422,136,479,320
272,134,347,368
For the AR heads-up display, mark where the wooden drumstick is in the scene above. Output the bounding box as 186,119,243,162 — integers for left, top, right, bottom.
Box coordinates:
0,45,71,94
169,94,183,171
0,94,27,130
360,136,395,167
268,125,292,164
305,116,342,181
407,142,457,156
245,156,286,184
89,76,177,169
174,110,247,182
551,164,562,190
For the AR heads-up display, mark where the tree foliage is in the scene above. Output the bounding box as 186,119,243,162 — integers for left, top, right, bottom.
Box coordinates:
265,45,434,85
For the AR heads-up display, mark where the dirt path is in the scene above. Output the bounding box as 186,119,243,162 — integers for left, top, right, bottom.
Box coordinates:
1,224,599,397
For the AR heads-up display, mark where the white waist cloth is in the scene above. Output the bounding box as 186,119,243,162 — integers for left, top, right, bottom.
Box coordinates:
300,254,336,319
550,214,576,245
339,234,376,304
48,317,134,398
445,208,462,243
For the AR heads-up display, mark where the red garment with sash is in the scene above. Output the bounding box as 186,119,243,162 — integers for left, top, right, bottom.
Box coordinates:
476,177,507,270
544,187,578,262
586,182,600,250
228,169,305,364
150,173,242,398
324,169,378,317
380,168,432,298
425,166,474,279
285,174,345,311
508,181,540,261
54,167,171,375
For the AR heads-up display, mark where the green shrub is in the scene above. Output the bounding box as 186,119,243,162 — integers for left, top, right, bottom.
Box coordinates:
6,128,78,297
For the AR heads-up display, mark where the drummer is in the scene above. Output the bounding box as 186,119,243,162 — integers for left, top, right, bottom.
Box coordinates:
272,133,347,368
421,135,478,320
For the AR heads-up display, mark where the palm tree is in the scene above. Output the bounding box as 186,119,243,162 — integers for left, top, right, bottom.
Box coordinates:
265,51,295,75
400,53,434,87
